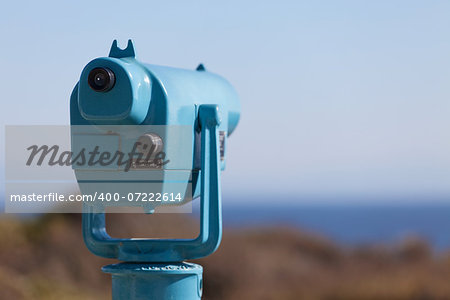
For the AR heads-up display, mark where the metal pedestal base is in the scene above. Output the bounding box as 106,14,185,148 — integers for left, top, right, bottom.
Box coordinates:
102,262,203,300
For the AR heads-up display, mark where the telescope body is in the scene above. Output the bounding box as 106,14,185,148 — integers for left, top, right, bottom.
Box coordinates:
71,40,240,207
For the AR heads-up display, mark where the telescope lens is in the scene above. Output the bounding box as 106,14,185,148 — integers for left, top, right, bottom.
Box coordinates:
88,68,115,92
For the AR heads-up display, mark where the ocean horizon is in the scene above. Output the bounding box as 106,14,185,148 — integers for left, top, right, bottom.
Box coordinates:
2,198,450,251
219,202,450,251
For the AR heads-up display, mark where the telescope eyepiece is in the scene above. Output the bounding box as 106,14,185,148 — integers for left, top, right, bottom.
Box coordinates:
88,67,115,92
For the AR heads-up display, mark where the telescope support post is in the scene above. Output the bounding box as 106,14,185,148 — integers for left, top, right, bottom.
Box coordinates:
102,262,203,300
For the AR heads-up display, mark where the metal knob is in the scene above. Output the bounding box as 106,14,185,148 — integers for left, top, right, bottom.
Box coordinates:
136,133,163,157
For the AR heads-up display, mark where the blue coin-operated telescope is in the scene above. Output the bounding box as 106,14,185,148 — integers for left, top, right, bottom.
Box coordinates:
70,40,240,300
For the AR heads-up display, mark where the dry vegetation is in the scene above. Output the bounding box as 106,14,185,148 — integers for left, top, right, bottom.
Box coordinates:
1,214,450,300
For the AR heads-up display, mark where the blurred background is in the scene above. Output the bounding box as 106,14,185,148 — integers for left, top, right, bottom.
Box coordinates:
1,0,450,299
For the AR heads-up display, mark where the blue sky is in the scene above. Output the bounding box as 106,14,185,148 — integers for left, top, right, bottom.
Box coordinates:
1,1,450,203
